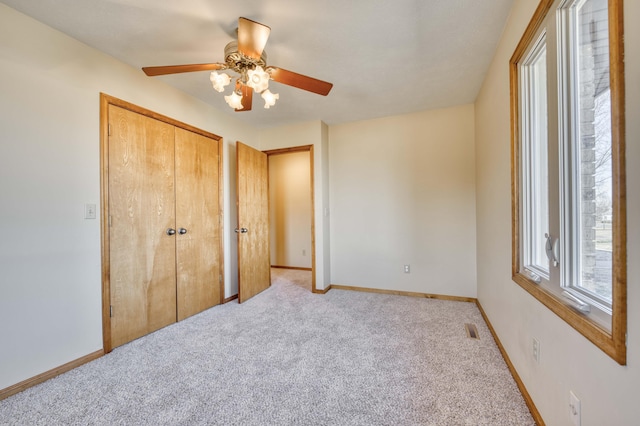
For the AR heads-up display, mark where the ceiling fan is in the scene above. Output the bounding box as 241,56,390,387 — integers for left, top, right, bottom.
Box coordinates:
142,17,333,111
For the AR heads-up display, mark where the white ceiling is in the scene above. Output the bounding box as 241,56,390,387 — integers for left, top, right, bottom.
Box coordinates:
1,0,515,129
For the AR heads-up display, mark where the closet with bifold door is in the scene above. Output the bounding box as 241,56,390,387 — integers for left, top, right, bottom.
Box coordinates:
102,95,223,351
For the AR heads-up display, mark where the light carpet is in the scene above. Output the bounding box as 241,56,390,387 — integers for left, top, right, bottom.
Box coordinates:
0,270,534,425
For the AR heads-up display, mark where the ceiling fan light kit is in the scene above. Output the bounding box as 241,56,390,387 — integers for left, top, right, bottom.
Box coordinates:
261,89,279,109
224,90,244,110
142,17,333,112
246,66,270,94
210,71,230,93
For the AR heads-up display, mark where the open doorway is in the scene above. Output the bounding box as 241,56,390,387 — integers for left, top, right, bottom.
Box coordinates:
265,145,315,292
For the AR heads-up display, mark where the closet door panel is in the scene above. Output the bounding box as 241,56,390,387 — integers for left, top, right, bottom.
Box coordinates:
174,128,221,320
108,105,177,348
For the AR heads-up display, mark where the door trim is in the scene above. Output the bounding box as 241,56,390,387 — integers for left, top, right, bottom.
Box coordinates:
263,145,317,293
100,93,224,352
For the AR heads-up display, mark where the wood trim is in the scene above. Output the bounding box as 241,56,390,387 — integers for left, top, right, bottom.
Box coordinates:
271,265,313,271
99,93,222,141
510,28,522,283
235,142,242,301
263,144,313,155
608,0,627,367
313,285,332,294
100,93,112,353
509,0,555,65
476,302,545,426
509,0,626,364
218,137,226,306
223,294,238,304
512,274,623,360
330,284,476,303
0,350,104,401
100,93,225,353
309,146,317,294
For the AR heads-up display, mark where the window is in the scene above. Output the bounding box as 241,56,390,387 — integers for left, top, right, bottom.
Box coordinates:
511,0,626,364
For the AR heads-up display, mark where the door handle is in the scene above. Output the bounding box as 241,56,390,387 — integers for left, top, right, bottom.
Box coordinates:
234,228,248,234
166,228,176,236
178,228,188,235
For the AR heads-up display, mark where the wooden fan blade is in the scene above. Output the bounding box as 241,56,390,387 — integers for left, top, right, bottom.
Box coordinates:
142,63,226,76
268,67,333,96
236,81,253,112
238,17,271,60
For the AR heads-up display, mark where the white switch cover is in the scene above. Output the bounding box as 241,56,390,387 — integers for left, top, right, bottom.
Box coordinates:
532,338,540,363
569,390,581,426
85,203,97,219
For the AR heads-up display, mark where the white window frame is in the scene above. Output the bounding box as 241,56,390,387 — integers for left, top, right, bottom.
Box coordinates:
557,0,613,322
520,32,550,283
510,0,626,364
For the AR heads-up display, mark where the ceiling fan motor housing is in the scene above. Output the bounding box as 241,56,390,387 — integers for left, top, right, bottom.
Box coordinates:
224,41,267,75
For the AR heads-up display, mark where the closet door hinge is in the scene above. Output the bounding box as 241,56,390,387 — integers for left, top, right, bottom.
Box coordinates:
219,274,222,283
108,124,112,136
108,215,112,227
109,305,113,317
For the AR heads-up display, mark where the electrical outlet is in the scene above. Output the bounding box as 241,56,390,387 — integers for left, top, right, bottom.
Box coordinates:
404,265,410,273
532,338,540,363
569,391,581,426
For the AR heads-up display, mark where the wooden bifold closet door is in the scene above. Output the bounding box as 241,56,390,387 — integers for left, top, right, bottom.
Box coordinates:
105,101,222,350
174,127,220,321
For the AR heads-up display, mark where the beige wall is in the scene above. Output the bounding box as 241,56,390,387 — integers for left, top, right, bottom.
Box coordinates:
475,0,640,424
329,104,477,297
0,4,259,390
269,152,312,268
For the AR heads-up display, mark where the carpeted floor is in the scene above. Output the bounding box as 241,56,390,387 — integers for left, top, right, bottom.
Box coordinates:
271,267,313,292
0,270,534,425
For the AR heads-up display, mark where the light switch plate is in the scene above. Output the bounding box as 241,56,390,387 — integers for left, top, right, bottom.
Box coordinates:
569,390,581,426
85,203,97,219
